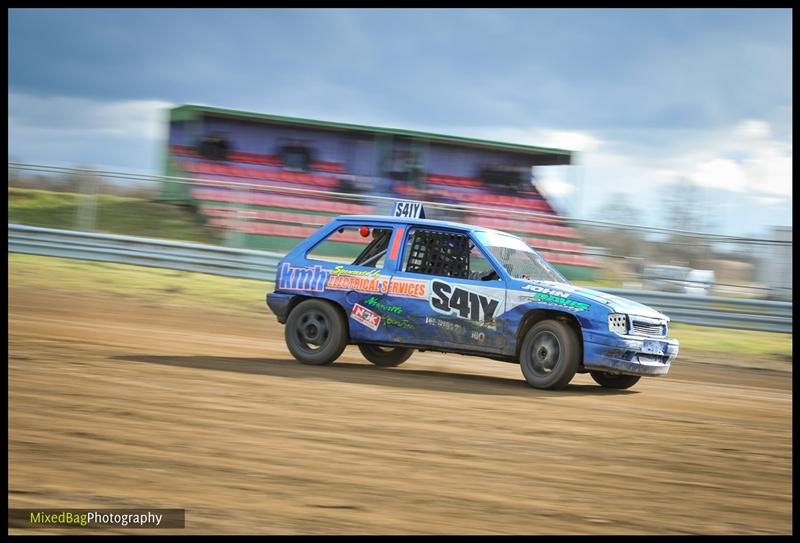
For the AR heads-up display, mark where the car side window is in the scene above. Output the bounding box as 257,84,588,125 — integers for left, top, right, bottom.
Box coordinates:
307,226,393,268
468,242,501,281
402,228,500,280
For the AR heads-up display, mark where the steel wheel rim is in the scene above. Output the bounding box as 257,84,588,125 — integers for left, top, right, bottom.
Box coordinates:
295,310,330,351
529,331,561,377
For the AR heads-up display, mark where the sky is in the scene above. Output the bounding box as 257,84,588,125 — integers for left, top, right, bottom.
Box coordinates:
7,8,793,237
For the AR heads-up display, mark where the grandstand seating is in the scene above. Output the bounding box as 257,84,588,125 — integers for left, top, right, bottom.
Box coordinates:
181,159,341,190
171,144,596,269
310,161,347,174
192,190,371,215
425,173,484,189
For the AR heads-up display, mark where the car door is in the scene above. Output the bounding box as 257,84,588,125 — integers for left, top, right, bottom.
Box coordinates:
299,222,399,345
383,226,507,353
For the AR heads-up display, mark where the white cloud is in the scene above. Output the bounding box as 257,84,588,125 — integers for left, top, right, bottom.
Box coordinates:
9,92,173,141
534,129,603,153
754,195,785,206
522,118,794,234
433,126,604,154
8,92,174,171
741,142,792,198
733,119,771,140
689,158,750,192
684,119,792,199
536,177,575,199
483,127,603,153
426,123,786,230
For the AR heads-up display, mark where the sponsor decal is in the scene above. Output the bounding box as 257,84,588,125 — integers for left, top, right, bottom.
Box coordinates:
471,330,485,342
326,276,426,298
430,280,500,322
426,316,492,339
331,265,381,277
531,292,590,312
363,295,403,314
522,284,573,298
362,296,415,329
388,278,427,299
278,263,329,292
327,274,391,294
425,316,466,334
384,315,415,329
351,303,381,331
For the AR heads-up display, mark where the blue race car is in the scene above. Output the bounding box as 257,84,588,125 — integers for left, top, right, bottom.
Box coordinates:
266,204,678,390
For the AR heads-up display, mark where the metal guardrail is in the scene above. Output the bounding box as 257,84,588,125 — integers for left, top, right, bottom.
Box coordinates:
8,224,792,333
599,288,792,333
8,224,283,282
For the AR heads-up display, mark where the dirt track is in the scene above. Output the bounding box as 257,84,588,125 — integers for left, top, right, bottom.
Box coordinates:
8,286,792,534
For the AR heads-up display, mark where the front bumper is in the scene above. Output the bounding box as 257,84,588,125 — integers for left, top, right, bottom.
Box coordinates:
266,292,294,323
582,330,679,376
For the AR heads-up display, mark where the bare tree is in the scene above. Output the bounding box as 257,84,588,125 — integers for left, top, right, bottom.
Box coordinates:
575,193,648,282
658,178,717,268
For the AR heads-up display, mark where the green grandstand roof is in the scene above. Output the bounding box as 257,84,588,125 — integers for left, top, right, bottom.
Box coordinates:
170,104,573,165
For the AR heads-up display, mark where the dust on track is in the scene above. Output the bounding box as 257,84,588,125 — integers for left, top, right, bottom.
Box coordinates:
8,286,792,534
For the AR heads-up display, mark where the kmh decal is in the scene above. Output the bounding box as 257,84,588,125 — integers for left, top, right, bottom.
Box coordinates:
278,263,329,292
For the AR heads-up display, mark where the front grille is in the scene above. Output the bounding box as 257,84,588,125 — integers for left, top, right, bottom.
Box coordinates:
631,320,666,337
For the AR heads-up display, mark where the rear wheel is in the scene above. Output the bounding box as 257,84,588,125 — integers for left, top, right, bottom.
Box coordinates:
358,344,414,367
590,371,641,389
519,320,580,390
285,299,347,366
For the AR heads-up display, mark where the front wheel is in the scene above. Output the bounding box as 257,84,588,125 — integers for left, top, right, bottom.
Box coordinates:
519,320,580,390
358,344,413,367
590,371,641,389
285,299,348,366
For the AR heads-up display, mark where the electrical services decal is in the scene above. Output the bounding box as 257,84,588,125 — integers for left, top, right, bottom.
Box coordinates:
277,263,426,298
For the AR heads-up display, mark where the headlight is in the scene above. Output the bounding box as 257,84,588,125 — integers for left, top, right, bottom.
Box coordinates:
608,313,629,335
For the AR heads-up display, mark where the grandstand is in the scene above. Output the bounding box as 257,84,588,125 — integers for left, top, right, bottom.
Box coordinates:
162,104,599,279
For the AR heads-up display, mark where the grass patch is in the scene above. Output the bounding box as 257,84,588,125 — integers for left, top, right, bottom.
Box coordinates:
8,188,220,244
669,322,791,359
9,253,272,314
8,253,792,360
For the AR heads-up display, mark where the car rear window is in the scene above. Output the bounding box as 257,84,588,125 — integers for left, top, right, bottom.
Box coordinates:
307,225,393,269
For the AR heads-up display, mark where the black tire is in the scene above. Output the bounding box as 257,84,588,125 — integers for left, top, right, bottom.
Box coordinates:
519,320,580,390
590,371,641,389
358,344,414,367
285,299,348,366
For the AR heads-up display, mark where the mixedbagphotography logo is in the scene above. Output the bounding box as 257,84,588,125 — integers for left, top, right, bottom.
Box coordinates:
8,508,185,529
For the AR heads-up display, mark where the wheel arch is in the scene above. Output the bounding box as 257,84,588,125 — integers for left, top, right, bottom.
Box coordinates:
287,295,351,342
516,308,584,365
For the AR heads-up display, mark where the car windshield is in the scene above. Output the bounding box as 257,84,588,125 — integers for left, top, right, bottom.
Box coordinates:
474,231,568,284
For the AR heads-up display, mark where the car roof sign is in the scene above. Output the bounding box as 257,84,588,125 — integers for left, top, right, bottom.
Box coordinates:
392,200,426,219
